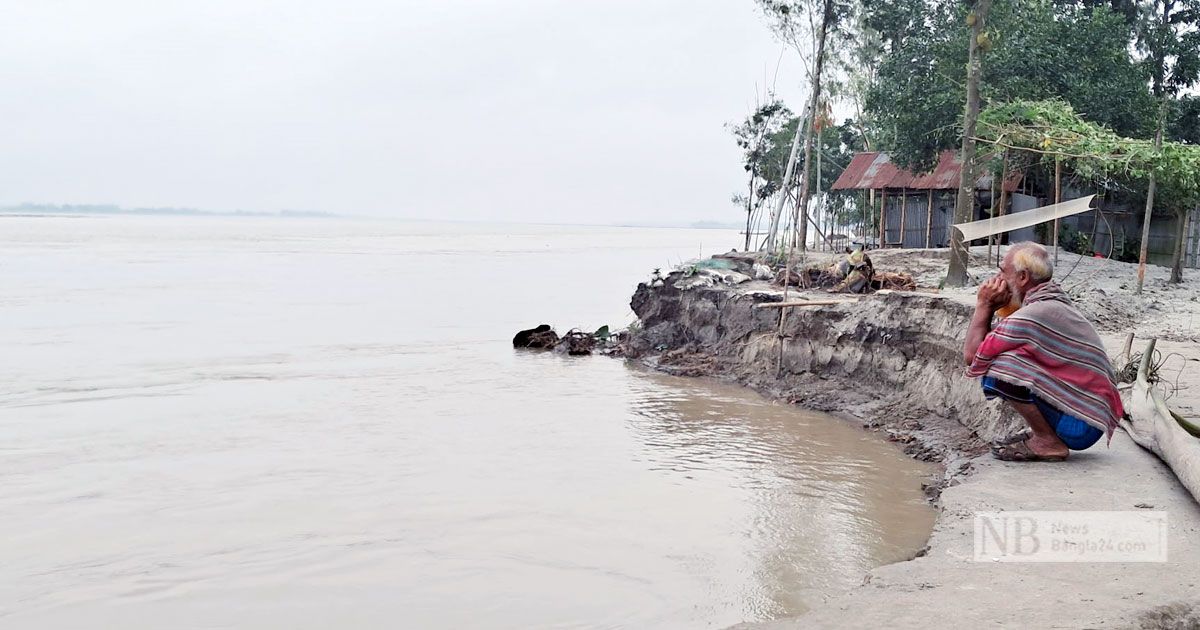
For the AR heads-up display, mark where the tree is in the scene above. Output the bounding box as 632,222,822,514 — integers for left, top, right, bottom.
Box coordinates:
947,0,994,287
728,100,794,249
757,0,848,252
865,0,1156,171
1133,0,1200,288
1169,95,1200,144
795,0,838,251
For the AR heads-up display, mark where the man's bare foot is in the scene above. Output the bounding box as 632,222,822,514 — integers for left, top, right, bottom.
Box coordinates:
991,437,1068,462
1026,434,1069,459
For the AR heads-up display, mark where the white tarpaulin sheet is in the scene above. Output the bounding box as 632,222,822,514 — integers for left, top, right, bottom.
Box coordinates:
952,195,1095,242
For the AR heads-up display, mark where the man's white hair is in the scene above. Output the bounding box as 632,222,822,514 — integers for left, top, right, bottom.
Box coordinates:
1008,241,1053,281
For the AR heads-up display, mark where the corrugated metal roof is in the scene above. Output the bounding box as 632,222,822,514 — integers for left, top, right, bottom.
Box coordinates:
831,151,1022,192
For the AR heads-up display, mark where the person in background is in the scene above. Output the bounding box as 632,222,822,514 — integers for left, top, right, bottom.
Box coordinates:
963,242,1124,461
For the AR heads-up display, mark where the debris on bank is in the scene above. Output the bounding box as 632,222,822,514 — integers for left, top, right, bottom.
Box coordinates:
512,324,621,356
664,248,917,295
512,324,559,349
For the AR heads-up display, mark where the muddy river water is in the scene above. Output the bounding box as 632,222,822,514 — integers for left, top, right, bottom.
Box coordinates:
0,216,935,628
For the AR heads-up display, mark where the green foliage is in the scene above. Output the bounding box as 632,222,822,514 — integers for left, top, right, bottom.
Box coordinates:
1057,223,1093,256
864,0,1155,170
728,99,795,203
976,99,1200,209
729,102,860,221
1134,0,1200,99
757,0,853,45
724,99,792,193
1169,96,1200,144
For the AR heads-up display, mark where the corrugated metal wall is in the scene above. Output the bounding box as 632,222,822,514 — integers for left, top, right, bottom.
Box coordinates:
874,190,1195,264
1008,193,1040,243
1186,211,1200,269
881,191,953,248
883,194,902,245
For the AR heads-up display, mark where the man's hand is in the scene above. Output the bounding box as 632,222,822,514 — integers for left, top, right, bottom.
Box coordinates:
976,276,1010,313
965,276,1008,365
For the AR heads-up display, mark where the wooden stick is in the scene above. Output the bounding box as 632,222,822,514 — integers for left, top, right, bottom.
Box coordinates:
869,189,875,246
880,189,888,248
925,189,934,248
1138,338,1157,385
900,188,908,247
987,175,996,265
997,154,1009,267
1054,157,1062,263
755,299,857,309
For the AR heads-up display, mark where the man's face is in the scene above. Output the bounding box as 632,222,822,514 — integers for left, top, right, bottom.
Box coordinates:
999,256,1028,302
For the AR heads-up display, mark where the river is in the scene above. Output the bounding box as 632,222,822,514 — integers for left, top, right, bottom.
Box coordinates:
0,215,935,628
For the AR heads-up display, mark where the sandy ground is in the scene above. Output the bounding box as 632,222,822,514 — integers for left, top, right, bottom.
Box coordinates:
780,244,1200,342
730,247,1200,628
879,245,1200,342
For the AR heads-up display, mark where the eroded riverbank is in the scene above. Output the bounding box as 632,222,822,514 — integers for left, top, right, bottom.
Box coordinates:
625,274,1022,487
624,260,1200,629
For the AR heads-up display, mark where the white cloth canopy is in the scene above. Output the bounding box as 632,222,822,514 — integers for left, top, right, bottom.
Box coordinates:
952,195,1095,242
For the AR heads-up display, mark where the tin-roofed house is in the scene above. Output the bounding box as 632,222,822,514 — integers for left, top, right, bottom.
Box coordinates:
830,151,1024,249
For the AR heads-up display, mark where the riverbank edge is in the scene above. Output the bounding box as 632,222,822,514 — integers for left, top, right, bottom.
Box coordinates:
623,277,1200,629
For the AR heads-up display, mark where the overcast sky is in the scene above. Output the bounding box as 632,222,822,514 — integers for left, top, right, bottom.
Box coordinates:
0,1,805,224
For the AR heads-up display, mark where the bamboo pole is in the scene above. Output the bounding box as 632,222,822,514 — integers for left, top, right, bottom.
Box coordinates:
925,189,934,248
987,175,996,265
763,101,812,252
899,188,908,248
1137,101,1167,294
816,139,823,251
754,299,856,309
880,189,888,248
996,154,1009,267
1054,157,1061,263
869,189,876,247
795,0,836,253
864,188,873,244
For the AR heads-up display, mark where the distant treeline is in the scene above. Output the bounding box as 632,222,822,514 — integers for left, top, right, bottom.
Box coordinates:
0,203,335,218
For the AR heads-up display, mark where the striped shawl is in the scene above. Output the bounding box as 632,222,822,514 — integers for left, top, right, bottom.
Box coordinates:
966,281,1123,439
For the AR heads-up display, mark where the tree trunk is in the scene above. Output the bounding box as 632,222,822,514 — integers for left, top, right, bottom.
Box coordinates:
1137,99,1167,294
1138,0,1174,293
796,0,835,253
744,173,756,251
1170,207,1190,283
816,142,824,250
762,102,811,253
946,0,993,287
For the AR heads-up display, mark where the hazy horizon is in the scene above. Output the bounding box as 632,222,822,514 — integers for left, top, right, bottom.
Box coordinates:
0,201,748,230
0,1,805,225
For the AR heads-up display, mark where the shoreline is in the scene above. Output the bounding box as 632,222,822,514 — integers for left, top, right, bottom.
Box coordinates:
623,261,1200,628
